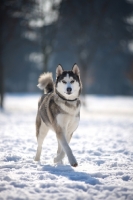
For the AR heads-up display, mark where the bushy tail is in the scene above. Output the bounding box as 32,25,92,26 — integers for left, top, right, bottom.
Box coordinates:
37,72,54,93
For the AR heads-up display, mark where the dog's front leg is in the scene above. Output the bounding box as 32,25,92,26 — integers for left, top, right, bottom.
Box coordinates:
54,132,73,163
56,129,78,167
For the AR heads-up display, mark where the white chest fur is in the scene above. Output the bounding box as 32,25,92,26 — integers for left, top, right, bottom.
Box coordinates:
57,113,79,134
56,100,80,133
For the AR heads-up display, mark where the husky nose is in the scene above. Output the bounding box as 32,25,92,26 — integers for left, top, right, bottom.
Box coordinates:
67,87,72,92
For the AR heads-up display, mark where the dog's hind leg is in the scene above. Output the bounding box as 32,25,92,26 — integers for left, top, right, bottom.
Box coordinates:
34,120,49,161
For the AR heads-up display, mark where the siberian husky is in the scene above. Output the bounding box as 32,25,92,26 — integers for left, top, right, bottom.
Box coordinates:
34,64,82,167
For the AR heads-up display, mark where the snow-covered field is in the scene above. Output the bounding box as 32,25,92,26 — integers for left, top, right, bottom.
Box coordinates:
0,94,133,200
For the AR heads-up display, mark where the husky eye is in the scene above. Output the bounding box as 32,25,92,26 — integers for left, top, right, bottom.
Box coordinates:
70,80,74,84
62,80,67,84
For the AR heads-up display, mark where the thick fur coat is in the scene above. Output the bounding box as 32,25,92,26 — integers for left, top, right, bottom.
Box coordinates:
34,64,82,167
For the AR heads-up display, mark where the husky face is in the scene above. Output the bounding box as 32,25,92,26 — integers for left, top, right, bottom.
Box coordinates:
56,64,82,100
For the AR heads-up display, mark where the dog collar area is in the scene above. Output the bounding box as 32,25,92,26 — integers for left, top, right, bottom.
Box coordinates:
56,91,78,102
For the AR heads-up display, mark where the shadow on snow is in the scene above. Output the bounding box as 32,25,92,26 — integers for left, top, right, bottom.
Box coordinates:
40,164,101,185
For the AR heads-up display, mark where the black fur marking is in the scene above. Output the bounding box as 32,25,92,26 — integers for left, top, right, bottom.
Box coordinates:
46,82,54,93
49,98,66,121
39,94,50,126
38,93,67,126
56,89,78,102
55,71,80,87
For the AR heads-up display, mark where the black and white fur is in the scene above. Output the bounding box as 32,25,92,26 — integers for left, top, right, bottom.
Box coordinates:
34,64,82,167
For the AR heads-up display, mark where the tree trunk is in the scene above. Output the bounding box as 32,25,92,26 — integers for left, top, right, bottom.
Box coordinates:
0,1,4,109
0,61,4,108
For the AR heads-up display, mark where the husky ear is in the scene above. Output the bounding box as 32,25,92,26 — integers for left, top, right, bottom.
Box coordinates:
72,64,80,76
56,64,63,77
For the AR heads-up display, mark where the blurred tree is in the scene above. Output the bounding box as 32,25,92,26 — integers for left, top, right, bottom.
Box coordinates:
55,0,133,95
0,0,28,107
38,0,60,72
1,0,133,96
0,0,18,108
127,60,133,84
0,0,60,98
0,0,4,108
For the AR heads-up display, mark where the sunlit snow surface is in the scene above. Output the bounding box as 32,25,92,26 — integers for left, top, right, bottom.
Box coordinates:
0,94,133,200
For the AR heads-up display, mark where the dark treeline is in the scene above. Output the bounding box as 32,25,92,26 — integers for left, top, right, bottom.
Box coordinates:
0,0,133,108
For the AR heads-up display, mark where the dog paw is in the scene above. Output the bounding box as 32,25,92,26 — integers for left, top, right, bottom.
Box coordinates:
71,162,78,167
54,157,64,164
54,157,58,163
69,156,78,167
54,152,65,163
34,157,40,161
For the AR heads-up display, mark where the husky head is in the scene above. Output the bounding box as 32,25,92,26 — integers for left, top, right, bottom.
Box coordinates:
55,64,82,100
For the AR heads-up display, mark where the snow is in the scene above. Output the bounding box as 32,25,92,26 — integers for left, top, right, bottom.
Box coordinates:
0,94,133,200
